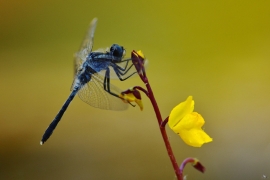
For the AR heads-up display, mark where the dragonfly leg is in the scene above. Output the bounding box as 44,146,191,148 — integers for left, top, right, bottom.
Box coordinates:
116,58,136,76
103,67,136,107
103,67,122,98
111,63,137,81
118,58,132,71
117,63,135,76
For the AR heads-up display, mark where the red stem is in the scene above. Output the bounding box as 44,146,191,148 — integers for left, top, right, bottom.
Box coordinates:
144,80,182,180
131,51,182,179
160,117,169,128
179,158,195,173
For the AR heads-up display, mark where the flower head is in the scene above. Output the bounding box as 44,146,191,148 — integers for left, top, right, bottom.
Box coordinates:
192,158,205,173
168,96,212,147
180,157,205,174
119,88,143,110
131,50,146,75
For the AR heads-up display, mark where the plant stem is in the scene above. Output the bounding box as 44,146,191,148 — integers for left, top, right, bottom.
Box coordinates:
179,158,195,172
131,50,182,179
144,80,182,180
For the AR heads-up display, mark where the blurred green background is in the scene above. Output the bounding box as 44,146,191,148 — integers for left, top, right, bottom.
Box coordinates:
1,0,270,179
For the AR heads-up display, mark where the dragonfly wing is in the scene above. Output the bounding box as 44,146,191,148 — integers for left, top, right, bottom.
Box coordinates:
72,18,98,90
81,17,98,55
73,18,98,77
77,73,128,111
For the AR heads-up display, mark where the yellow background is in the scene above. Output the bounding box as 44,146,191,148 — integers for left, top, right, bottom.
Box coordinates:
1,0,270,179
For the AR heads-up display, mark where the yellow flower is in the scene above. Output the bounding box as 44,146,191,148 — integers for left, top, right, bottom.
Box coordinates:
119,88,143,111
168,96,212,147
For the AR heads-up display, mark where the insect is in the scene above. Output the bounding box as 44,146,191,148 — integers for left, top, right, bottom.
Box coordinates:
40,18,136,145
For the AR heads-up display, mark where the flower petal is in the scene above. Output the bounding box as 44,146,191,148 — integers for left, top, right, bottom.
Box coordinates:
179,129,212,147
172,112,212,147
119,88,143,111
137,50,145,59
168,96,194,129
135,99,143,111
119,93,136,102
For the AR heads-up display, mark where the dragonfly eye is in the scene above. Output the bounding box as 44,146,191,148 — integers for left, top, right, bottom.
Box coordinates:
110,44,124,58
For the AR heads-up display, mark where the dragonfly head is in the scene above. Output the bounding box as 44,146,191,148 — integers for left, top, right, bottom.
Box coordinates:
110,44,125,62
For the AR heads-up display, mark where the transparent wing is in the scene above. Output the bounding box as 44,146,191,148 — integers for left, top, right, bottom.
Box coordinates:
77,73,128,111
73,18,98,76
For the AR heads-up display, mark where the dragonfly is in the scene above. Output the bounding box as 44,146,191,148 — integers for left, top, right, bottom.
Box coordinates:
40,18,136,145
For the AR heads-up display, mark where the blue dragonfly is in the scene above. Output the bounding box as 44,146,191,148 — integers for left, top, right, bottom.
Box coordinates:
40,18,136,145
